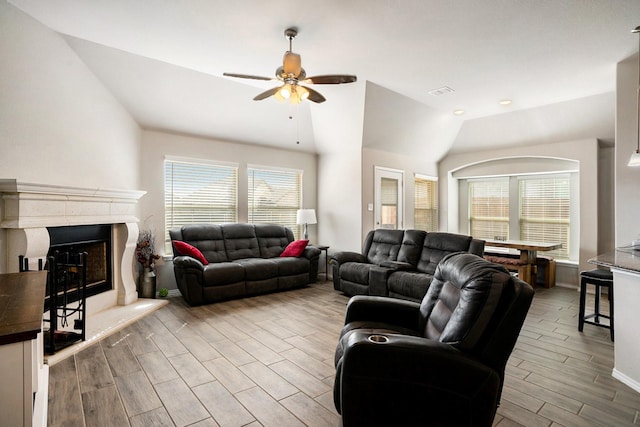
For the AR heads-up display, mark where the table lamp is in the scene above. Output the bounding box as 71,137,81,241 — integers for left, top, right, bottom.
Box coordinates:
296,209,317,240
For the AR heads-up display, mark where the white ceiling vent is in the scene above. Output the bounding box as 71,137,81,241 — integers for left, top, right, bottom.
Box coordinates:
428,86,455,96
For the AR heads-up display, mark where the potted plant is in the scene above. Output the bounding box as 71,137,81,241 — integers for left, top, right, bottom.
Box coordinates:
136,229,160,298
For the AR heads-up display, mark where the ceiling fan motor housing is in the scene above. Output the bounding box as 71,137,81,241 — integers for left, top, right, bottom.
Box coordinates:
282,51,302,78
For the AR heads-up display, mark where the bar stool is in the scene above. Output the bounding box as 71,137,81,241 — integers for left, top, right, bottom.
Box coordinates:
578,269,614,341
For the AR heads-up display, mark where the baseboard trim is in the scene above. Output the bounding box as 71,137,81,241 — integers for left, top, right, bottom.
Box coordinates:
612,368,640,394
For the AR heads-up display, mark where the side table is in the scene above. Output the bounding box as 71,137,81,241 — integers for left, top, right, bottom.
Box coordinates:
312,245,330,280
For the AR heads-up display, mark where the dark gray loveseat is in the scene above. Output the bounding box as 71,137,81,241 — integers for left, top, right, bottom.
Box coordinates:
169,223,321,305
331,229,485,302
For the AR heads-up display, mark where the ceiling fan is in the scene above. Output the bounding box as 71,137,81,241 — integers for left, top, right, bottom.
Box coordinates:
223,28,357,104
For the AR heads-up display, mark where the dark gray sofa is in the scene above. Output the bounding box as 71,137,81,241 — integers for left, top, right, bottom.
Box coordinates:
169,223,321,305
330,229,485,302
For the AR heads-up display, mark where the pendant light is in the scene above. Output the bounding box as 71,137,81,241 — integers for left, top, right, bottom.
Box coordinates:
629,25,640,167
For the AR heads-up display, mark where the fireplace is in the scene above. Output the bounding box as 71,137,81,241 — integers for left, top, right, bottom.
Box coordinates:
0,179,146,314
46,224,113,308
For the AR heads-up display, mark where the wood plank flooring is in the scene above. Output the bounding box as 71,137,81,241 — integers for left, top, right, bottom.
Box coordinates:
48,281,640,426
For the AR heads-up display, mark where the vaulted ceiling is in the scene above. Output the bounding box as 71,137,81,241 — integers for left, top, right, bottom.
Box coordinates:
8,0,640,156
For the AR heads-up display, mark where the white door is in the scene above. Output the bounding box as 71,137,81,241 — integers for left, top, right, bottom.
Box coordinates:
374,167,404,229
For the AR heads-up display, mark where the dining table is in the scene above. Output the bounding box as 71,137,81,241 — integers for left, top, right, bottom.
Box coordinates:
484,239,562,286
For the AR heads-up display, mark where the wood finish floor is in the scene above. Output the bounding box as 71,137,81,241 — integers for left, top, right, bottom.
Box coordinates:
48,281,640,426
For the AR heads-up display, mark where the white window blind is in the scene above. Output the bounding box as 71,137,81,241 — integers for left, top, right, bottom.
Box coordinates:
380,177,398,228
164,159,238,250
414,176,438,232
469,179,510,240
248,166,302,238
519,176,570,258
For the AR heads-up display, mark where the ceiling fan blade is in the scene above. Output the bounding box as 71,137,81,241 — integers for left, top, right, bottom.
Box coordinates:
304,75,357,85
223,72,274,81
253,86,281,101
303,86,326,103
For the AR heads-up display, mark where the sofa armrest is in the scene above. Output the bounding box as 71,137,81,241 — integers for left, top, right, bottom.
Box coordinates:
172,255,205,271
171,256,205,305
344,295,421,328
330,251,367,265
336,331,500,426
302,246,321,260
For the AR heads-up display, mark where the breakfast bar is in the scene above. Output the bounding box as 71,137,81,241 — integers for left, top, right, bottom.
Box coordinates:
589,247,640,394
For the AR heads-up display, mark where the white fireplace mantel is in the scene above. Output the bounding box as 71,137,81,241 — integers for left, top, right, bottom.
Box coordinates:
0,179,145,229
0,179,146,308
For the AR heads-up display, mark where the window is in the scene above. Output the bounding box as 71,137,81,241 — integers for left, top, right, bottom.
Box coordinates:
414,175,438,232
519,176,570,259
466,174,573,260
248,166,302,238
164,159,238,250
468,179,510,240
380,177,399,229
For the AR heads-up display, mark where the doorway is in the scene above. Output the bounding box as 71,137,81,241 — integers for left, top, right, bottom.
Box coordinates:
374,167,404,230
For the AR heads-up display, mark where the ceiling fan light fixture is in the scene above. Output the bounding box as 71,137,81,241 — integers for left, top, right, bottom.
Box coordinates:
279,84,292,99
297,85,309,100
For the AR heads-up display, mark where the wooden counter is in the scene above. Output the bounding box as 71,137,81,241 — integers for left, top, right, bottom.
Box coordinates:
0,271,47,345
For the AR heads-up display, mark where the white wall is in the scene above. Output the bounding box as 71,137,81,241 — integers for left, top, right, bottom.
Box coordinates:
0,2,140,190
361,148,437,235
0,2,140,273
139,130,318,289
438,139,603,287
313,83,367,253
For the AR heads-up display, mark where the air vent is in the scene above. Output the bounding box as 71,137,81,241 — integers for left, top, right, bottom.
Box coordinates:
428,86,455,96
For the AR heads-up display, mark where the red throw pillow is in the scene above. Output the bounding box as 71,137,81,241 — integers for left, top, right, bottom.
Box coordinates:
173,241,209,265
280,239,309,257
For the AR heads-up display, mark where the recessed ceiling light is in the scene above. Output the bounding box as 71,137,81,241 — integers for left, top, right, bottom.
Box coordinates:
499,99,512,105
453,109,465,116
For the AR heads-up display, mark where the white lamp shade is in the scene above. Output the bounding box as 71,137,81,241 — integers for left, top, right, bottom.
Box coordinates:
296,209,317,225
629,150,640,167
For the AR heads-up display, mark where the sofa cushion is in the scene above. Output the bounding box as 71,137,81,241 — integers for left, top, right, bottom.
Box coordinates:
365,230,404,265
202,262,245,286
280,239,309,257
272,257,310,276
177,224,228,263
341,262,373,285
222,223,261,260
417,232,472,274
387,270,433,301
256,224,293,258
234,258,278,280
397,230,427,266
173,240,209,265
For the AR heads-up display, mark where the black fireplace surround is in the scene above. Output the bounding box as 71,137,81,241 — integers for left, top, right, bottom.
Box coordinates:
46,224,112,306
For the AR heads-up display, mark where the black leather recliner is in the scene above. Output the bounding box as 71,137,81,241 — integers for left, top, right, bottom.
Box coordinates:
333,252,534,427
